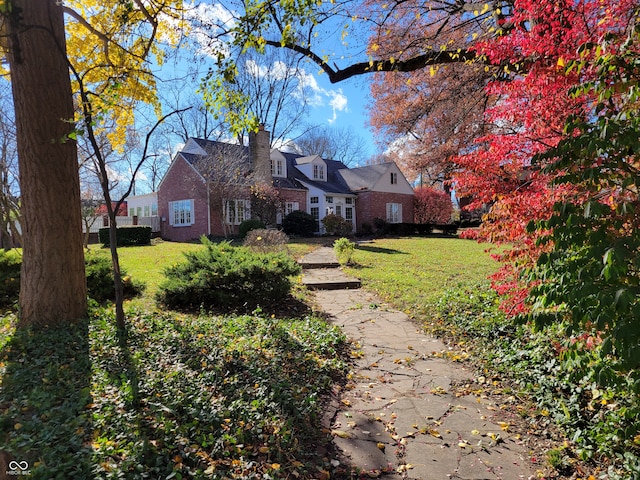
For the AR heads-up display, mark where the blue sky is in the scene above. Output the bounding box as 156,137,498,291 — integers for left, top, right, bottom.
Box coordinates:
157,2,378,160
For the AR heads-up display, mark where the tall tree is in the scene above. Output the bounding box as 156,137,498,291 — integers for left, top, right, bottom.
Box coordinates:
3,0,87,326
0,79,20,250
201,47,311,146
293,125,368,165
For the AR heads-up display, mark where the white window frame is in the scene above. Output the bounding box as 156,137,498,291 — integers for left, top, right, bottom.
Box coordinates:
169,199,194,226
272,158,284,177
310,207,320,222
285,202,299,215
345,207,353,222
386,203,402,224
310,196,319,204
224,199,251,225
313,164,325,180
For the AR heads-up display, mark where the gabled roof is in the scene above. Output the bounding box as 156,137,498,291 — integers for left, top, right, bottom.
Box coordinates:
184,139,248,172
338,162,394,191
283,153,354,195
161,137,412,197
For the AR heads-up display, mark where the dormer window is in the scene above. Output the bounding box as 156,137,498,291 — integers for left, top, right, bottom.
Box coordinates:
272,158,284,177
313,164,325,180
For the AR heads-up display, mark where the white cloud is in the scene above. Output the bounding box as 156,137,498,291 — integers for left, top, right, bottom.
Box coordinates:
327,89,348,124
295,71,349,122
170,1,235,58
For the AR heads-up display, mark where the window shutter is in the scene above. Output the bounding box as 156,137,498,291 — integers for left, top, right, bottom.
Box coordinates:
386,203,392,222
168,201,175,226
397,203,403,223
244,200,251,222
189,199,195,225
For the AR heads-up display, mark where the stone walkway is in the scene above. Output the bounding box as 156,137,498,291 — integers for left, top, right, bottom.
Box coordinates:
300,247,535,480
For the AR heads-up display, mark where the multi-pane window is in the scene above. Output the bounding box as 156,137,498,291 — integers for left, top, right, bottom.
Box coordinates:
345,197,353,205
310,207,319,222
345,207,353,222
272,158,284,177
326,196,333,204
151,204,158,216
310,196,319,204
225,199,250,225
285,202,299,215
390,172,398,184
169,199,194,226
386,203,402,223
313,164,325,180
143,206,150,217
335,205,342,217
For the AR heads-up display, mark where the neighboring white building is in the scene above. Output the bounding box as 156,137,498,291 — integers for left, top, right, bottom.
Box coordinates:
127,192,158,218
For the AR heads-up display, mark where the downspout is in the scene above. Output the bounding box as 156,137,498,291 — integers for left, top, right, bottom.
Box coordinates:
207,178,211,236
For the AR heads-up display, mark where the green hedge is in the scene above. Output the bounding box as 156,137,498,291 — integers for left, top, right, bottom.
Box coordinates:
99,225,152,247
156,238,301,311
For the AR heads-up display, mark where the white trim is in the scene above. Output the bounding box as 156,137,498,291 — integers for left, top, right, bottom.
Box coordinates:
386,202,402,223
168,199,195,227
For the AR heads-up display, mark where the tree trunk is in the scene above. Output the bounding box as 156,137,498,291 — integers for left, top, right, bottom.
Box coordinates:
7,0,87,326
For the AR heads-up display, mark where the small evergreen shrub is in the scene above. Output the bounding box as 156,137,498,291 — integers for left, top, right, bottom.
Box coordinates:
99,225,152,247
359,222,373,236
85,255,145,303
333,237,355,265
156,238,301,311
239,219,266,238
282,210,317,236
322,213,353,236
243,228,289,253
0,250,21,309
373,217,389,234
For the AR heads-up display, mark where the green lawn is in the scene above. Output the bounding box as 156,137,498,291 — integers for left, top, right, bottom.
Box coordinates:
87,240,205,297
344,237,498,315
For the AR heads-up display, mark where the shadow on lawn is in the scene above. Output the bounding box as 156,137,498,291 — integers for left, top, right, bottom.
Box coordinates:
0,319,94,479
355,244,407,255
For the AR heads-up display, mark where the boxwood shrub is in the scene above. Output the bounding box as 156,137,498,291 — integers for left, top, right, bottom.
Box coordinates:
99,225,152,247
239,218,266,238
282,210,317,236
0,250,21,309
156,238,301,311
85,254,145,303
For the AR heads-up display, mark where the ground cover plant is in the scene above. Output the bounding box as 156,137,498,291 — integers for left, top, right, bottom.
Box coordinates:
347,237,640,478
0,307,347,479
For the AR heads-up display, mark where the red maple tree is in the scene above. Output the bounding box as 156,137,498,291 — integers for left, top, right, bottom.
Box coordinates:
369,0,639,313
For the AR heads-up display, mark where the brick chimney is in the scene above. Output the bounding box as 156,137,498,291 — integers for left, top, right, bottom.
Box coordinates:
249,124,271,182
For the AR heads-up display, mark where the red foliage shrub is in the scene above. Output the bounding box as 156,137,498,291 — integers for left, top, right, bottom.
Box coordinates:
414,187,452,224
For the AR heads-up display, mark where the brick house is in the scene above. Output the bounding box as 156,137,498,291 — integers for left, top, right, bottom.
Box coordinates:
157,127,414,240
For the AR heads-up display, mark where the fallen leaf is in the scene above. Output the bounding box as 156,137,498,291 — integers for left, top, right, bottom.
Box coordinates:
376,442,385,451
332,430,351,438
